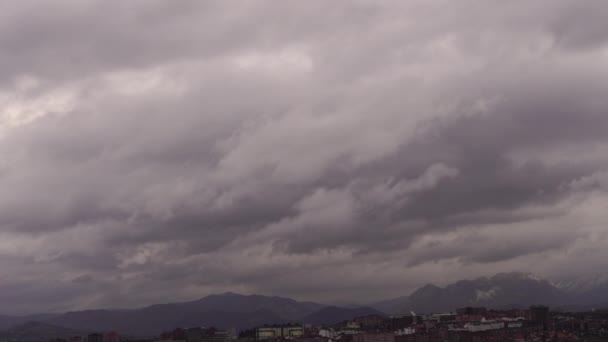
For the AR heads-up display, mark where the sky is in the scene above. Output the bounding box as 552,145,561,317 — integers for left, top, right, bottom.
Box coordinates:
1,0,608,314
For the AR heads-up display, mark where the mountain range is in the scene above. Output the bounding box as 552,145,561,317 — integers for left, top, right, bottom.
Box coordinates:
0,272,606,338
373,272,608,315
0,293,380,337
552,273,608,305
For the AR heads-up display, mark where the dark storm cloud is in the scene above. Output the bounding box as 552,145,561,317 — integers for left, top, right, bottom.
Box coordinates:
0,0,607,313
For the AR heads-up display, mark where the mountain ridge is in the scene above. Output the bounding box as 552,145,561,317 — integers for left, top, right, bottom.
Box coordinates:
370,272,608,314
1,272,607,337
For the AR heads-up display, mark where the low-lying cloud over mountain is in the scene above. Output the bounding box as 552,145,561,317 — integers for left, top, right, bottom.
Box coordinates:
0,1,608,314
373,272,608,314
0,273,606,337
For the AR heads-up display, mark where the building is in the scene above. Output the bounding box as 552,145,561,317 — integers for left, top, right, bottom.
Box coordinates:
187,327,205,342
87,333,103,342
105,332,120,342
353,333,395,342
395,327,416,336
162,328,186,341
389,315,415,330
395,331,443,342
460,321,504,332
204,328,232,342
255,324,304,340
456,307,487,316
530,305,549,322
353,315,387,330
427,314,456,323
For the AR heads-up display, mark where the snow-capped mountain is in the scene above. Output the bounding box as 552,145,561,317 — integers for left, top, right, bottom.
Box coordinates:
551,273,608,307
373,272,566,314
552,273,608,295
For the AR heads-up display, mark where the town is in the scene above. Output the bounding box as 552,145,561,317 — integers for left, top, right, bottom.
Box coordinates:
45,306,607,342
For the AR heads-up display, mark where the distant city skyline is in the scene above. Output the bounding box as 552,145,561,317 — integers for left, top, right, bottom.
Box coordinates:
0,0,607,315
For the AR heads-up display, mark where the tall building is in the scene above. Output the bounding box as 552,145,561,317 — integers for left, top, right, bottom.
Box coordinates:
389,315,415,330
353,315,387,330
87,333,103,342
187,327,205,342
105,331,120,342
171,328,187,340
205,329,231,342
529,305,549,322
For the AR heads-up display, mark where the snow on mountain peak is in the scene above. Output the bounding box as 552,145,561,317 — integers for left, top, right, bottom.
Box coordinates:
475,287,500,302
551,273,608,294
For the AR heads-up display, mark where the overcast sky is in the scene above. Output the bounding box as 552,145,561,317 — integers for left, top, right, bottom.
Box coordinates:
1,0,608,314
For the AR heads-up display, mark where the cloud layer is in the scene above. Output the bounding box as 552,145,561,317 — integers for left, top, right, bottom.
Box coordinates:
0,0,608,313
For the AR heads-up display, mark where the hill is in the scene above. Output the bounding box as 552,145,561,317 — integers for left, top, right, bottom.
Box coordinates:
0,321,81,342
42,293,323,335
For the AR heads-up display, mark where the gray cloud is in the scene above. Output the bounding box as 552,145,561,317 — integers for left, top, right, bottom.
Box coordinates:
0,0,607,314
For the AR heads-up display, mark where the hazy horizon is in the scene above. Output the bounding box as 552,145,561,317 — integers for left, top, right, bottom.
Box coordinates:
0,271,594,315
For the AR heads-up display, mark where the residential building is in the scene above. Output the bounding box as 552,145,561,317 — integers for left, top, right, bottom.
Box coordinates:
353,315,387,330
106,332,120,342
87,333,103,342
255,324,304,340
353,333,395,342
530,305,549,322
